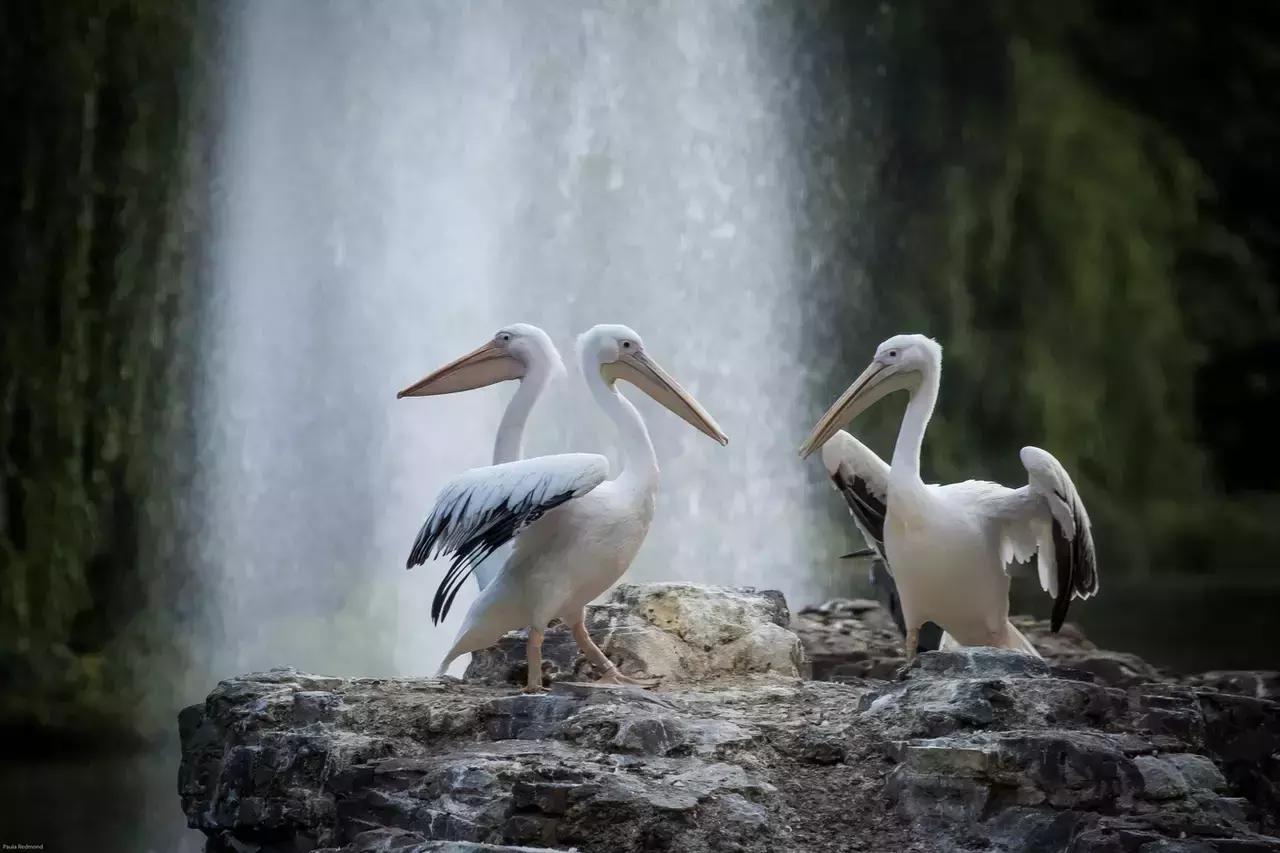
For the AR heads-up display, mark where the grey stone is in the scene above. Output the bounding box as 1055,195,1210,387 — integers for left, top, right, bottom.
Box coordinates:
985,806,1094,853
409,840,550,845
898,647,1052,681
796,726,848,765
466,583,804,687
294,690,342,724
1184,671,1280,702
1165,753,1228,794
1135,839,1217,853
1134,755,1191,800
181,588,1280,853
1055,650,1164,688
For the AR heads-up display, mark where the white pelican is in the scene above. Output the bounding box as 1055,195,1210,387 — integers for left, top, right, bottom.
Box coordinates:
408,324,728,691
397,324,564,590
800,334,1098,660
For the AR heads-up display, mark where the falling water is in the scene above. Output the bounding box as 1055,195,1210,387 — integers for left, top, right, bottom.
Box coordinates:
198,0,832,685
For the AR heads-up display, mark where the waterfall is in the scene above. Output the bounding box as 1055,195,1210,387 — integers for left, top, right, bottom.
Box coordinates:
199,0,830,682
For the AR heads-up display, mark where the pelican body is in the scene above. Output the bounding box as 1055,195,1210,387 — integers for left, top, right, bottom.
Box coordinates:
404,324,727,691
801,334,1098,659
397,324,563,590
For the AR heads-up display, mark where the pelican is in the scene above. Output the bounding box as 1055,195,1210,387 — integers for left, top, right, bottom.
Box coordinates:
840,549,942,655
397,324,564,590
800,334,1098,660
407,324,728,691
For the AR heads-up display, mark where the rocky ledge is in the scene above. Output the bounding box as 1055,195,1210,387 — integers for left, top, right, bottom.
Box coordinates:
179,585,1280,853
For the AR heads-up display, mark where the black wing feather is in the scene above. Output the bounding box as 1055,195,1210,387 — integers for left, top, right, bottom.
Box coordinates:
829,467,887,561
1048,490,1097,632
435,491,577,624
408,486,580,625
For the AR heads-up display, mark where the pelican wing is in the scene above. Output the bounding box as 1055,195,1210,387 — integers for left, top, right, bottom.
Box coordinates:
821,430,891,563
408,452,610,623
1001,447,1099,632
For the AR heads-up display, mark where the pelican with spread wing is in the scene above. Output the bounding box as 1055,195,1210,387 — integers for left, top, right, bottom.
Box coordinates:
398,323,564,590
800,334,1098,660
406,324,728,691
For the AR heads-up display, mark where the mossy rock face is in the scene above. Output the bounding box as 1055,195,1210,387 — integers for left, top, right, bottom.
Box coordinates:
0,0,211,743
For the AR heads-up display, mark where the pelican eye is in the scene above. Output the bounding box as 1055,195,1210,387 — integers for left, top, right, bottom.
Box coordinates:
621,341,633,349
499,333,512,343
887,349,899,359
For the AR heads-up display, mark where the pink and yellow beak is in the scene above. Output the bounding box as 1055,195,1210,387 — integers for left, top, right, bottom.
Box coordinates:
602,350,728,446
799,359,917,459
397,339,525,399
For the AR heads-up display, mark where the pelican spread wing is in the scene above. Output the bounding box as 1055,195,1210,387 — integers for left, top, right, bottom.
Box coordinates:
1014,446,1098,631
933,449,1099,633
821,431,890,563
408,452,610,622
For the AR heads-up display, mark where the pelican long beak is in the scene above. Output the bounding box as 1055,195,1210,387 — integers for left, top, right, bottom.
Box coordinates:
603,351,729,445
397,339,525,398
798,359,917,458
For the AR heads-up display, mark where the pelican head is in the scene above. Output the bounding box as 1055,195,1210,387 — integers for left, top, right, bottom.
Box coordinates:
397,323,563,398
578,324,729,445
799,333,940,458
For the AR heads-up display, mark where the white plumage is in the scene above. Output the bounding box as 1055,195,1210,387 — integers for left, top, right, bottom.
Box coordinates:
407,323,728,691
407,453,609,621
398,323,564,591
803,334,1098,660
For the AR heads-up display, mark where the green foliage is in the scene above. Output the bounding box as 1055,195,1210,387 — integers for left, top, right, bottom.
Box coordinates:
0,0,208,742
822,0,1278,576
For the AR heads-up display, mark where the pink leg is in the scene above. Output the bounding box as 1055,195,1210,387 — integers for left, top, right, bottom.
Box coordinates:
521,627,548,693
570,620,659,688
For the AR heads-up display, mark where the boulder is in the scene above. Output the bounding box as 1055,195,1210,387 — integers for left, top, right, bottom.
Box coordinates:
465,583,803,686
179,586,1280,853
1185,671,1280,702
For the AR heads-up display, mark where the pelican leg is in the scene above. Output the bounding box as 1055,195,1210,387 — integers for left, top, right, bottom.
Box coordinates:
905,626,920,662
522,627,548,693
570,620,660,689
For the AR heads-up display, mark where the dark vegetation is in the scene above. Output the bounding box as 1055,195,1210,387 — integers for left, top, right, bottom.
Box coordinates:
797,0,1280,578
0,0,211,745
1,0,1276,740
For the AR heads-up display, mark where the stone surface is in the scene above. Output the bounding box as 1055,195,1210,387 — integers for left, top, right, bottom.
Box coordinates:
466,583,803,687
180,589,1280,853
1185,671,1280,702
794,601,1169,689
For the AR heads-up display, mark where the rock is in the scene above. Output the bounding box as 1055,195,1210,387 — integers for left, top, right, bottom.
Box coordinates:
1134,755,1192,800
861,650,1279,851
794,596,908,682
796,601,1169,689
1165,753,1228,794
1053,650,1164,688
1185,671,1280,702
466,583,804,687
325,834,555,853
898,646,1052,679
180,592,1280,853
1198,690,1280,834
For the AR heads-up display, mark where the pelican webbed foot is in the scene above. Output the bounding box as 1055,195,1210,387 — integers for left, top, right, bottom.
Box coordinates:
520,684,550,694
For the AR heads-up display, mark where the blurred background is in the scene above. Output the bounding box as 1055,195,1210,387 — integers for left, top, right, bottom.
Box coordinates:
1,1,1276,850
